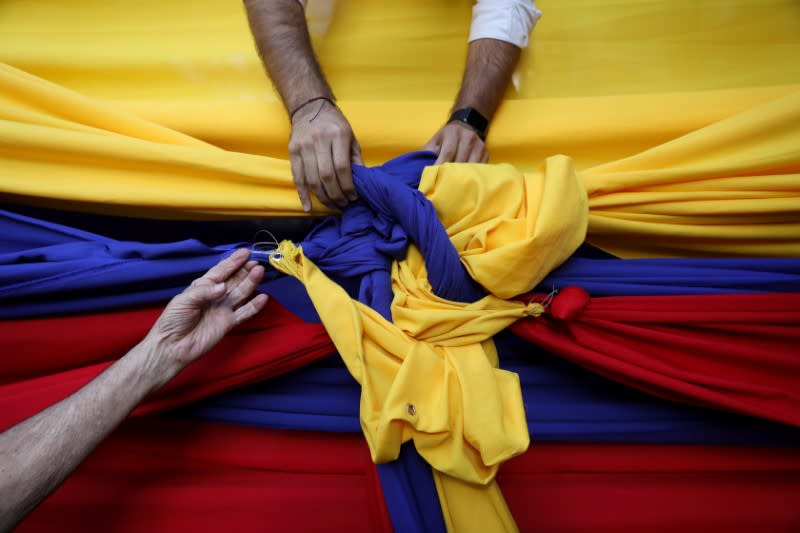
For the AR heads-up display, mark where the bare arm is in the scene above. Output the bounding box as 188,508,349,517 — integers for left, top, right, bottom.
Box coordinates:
244,0,361,211
424,38,521,164
0,249,267,532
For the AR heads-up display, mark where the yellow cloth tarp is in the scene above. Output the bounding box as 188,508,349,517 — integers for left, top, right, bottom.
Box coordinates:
2,62,798,256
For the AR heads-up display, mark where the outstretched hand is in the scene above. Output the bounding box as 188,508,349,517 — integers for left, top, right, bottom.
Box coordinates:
289,99,363,211
149,249,268,368
423,121,488,165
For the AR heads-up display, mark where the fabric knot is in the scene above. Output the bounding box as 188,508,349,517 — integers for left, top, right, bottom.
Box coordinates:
549,286,590,321
524,302,545,317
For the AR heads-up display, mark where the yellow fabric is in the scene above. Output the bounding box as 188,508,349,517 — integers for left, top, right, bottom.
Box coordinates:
265,155,585,529
4,0,799,102
583,91,800,257
434,471,517,533
266,149,584,475
2,62,797,256
3,0,798,171
420,156,587,298
271,241,530,483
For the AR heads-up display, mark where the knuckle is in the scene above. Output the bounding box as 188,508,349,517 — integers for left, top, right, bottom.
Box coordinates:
310,128,327,143
333,126,348,139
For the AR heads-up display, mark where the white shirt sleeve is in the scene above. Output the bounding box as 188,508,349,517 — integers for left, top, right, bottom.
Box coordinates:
469,0,542,49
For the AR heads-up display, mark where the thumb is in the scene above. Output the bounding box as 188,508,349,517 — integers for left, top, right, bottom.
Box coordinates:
181,281,226,308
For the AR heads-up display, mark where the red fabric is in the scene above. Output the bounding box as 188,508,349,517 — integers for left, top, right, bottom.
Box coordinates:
512,291,800,426
499,443,800,533
16,417,800,532
0,299,336,431
16,418,393,533
3,290,799,433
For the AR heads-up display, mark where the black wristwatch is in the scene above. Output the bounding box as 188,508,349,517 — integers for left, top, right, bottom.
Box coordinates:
448,107,489,141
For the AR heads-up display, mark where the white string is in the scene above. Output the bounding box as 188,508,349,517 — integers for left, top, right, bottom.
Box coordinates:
539,286,559,310
249,229,283,262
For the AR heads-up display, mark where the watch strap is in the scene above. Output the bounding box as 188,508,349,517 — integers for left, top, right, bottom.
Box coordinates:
448,107,489,140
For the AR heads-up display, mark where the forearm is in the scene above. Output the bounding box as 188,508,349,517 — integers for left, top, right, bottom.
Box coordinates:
0,337,177,532
243,0,334,113
453,38,521,120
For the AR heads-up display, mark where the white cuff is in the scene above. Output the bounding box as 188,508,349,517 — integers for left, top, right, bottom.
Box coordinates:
469,0,542,49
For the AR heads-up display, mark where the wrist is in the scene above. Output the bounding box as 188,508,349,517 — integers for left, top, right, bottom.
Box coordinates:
290,96,336,122
448,107,489,140
127,334,183,395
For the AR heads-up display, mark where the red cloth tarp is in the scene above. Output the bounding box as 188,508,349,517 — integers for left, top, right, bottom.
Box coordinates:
513,289,800,426
16,418,392,533
3,291,799,432
0,298,334,431
16,417,800,533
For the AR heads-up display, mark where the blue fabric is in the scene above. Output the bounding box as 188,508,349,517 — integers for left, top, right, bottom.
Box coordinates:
182,340,800,446
4,206,800,320
298,151,482,319
0,209,236,318
539,255,800,296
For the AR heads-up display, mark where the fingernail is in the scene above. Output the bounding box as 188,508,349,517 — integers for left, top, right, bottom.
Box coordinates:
303,202,311,212
214,282,225,292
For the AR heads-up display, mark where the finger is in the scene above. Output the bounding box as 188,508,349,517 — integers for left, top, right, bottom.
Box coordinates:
181,280,226,307
467,140,485,163
302,147,334,210
481,147,489,164
234,293,269,325
227,264,265,308
201,249,250,284
315,141,347,208
223,261,255,296
333,135,357,202
290,153,311,212
435,135,458,165
351,139,364,165
454,132,476,163
422,132,442,153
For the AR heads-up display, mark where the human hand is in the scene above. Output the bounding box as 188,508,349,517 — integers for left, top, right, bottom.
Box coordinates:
147,249,268,373
289,99,363,211
423,121,488,165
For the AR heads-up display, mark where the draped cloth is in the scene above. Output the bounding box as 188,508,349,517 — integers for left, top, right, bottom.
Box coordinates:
2,0,800,531
1,62,799,258
514,288,800,426
7,205,800,320
2,175,799,531
16,418,394,533
0,300,334,432
16,417,800,533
